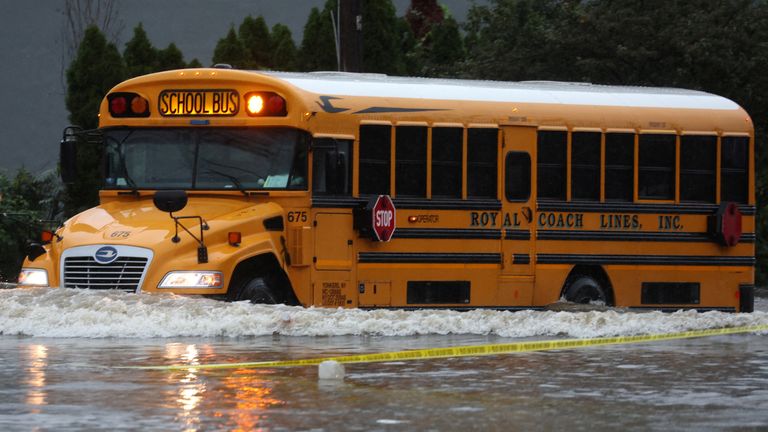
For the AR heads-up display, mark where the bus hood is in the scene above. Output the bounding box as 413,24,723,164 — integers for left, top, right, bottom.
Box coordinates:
59,196,283,247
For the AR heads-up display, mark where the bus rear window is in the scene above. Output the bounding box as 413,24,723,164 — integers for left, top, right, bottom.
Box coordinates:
680,135,716,202
638,134,675,200
395,126,427,197
359,125,391,195
571,132,601,201
721,136,749,204
537,130,567,200
431,127,462,198
605,133,634,201
467,128,498,199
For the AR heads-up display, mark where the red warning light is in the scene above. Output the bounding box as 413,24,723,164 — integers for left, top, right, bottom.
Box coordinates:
267,95,286,115
110,96,127,115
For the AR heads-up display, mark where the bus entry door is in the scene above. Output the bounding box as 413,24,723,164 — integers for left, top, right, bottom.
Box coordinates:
313,212,356,307
499,126,536,304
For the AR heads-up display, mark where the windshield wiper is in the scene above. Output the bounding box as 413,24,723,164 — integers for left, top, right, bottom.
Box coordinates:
203,168,249,196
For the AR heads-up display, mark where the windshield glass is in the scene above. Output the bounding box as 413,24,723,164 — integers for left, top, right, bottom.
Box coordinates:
104,128,308,190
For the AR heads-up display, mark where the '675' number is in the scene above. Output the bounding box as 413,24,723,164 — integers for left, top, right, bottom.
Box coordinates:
287,211,307,223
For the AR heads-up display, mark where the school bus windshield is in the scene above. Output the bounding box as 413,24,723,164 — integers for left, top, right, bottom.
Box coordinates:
103,127,308,191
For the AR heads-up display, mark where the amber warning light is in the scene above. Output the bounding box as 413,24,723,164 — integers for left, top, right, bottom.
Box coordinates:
108,92,150,117
245,92,287,117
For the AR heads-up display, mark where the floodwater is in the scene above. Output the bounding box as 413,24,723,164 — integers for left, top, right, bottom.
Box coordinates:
1,288,767,431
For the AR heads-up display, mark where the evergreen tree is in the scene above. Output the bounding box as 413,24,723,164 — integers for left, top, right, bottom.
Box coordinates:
123,23,157,77
239,16,272,69
420,15,463,77
362,0,405,75
299,4,338,71
398,17,419,75
157,43,186,70
67,26,125,129
270,23,298,71
462,0,576,81
212,27,248,68
65,25,124,214
187,58,203,68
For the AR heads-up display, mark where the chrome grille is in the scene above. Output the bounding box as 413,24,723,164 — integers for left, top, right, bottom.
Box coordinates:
63,256,148,291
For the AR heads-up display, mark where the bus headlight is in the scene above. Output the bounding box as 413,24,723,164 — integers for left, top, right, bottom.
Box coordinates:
158,271,223,289
18,268,49,286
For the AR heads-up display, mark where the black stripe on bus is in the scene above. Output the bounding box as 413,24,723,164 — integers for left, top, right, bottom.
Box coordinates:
537,254,755,267
394,228,501,240
512,254,531,265
358,252,502,264
537,201,756,216
312,196,502,210
537,230,756,243
505,229,531,240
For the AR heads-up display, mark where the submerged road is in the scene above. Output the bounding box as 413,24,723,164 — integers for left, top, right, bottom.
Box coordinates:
0,289,766,430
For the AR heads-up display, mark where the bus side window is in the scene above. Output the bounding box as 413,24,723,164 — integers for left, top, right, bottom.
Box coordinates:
505,152,531,201
605,133,634,201
571,132,601,201
468,128,498,199
359,125,391,195
721,136,749,204
395,126,427,197
639,134,676,200
431,127,463,198
312,138,352,195
537,130,567,200
680,135,716,202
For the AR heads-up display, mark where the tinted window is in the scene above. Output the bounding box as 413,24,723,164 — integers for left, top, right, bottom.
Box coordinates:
537,130,567,200
312,138,352,195
571,132,601,201
721,136,749,203
467,128,498,198
505,152,531,201
638,134,675,200
359,125,391,195
395,126,427,197
605,133,634,201
680,135,716,202
431,127,463,198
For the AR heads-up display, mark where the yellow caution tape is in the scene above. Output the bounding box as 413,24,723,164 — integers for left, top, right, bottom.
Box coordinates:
127,324,768,371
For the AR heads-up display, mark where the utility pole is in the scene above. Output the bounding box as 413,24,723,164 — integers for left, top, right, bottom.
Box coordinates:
339,0,362,72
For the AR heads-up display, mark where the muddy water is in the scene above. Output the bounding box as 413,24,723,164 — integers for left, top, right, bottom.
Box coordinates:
0,289,766,431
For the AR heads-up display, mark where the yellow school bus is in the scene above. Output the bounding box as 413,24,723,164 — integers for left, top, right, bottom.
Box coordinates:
18,68,756,311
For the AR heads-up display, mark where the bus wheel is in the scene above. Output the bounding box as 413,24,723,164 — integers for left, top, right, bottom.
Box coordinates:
563,274,608,305
228,278,278,304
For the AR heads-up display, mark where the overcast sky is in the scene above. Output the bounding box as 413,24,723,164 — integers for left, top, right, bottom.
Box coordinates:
0,0,483,174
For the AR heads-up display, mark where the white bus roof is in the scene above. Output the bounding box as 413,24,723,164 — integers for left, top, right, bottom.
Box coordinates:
264,71,740,111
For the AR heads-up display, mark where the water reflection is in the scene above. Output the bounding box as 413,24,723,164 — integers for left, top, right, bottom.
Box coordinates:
165,343,206,431
161,343,287,431
24,344,48,410
221,369,285,431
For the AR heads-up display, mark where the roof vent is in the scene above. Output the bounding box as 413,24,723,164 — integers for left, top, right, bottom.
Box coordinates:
213,63,233,69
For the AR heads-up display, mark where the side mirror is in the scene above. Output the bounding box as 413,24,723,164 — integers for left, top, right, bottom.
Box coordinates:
60,127,79,184
153,190,188,213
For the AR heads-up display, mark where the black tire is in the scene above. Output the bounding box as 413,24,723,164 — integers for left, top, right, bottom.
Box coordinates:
227,278,278,304
563,274,608,305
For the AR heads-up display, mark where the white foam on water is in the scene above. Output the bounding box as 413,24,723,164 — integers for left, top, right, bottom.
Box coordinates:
0,288,766,339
